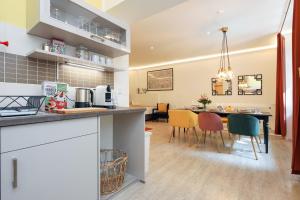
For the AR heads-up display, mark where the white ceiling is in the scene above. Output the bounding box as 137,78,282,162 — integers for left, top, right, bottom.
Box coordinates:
109,0,291,67
107,0,187,24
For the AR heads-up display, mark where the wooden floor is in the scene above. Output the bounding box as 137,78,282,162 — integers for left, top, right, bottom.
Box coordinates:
113,122,300,200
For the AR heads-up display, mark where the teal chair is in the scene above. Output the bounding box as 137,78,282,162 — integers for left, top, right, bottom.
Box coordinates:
228,114,261,160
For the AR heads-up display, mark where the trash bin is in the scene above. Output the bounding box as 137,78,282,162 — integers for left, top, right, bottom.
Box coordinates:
145,129,152,174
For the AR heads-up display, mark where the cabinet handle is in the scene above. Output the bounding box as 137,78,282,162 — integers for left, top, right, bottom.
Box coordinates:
90,34,105,42
12,158,18,189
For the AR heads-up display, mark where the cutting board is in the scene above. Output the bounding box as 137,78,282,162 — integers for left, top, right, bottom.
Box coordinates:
56,107,107,114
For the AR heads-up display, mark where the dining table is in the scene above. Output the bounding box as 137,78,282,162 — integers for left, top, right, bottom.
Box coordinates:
190,109,272,153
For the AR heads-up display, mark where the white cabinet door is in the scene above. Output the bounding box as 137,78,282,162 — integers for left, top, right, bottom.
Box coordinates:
1,134,98,200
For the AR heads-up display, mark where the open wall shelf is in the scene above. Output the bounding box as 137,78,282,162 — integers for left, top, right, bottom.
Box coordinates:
27,49,123,72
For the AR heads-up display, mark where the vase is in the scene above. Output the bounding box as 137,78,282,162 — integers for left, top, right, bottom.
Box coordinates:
203,104,207,110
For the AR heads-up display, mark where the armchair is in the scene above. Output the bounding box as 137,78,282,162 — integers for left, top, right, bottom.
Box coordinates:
152,103,170,122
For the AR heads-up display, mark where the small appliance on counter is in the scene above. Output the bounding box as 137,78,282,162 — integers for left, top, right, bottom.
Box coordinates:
75,88,94,108
94,85,116,109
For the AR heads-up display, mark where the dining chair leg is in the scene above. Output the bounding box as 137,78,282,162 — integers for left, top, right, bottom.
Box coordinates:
178,127,181,143
204,130,207,144
169,127,175,143
214,133,220,152
187,128,192,146
254,136,262,153
258,135,262,144
220,131,225,147
250,136,258,160
193,127,199,143
230,134,235,151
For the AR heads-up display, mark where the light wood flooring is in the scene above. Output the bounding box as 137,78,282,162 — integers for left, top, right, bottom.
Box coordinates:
113,122,300,200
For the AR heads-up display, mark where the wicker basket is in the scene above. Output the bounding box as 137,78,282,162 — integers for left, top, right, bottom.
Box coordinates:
100,149,128,195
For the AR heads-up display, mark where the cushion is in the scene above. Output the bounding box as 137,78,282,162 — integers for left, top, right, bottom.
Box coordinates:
158,103,168,112
221,117,228,123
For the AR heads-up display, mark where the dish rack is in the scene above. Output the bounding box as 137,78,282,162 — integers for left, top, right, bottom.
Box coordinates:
0,96,46,117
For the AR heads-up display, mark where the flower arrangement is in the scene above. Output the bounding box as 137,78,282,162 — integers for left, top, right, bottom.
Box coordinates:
198,94,212,109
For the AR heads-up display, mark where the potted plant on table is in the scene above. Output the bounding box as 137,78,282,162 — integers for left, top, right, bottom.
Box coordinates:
198,94,212,110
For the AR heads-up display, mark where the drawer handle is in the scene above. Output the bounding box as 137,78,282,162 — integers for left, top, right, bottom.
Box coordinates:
12,158,18,189
90,34,105,42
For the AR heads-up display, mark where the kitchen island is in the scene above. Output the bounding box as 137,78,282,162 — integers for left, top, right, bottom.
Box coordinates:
0,107,146,200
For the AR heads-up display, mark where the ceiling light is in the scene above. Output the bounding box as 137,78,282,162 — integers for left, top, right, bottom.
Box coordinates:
206,31,211,35
149,46,155,51
217,26,234,81
130,45,276,70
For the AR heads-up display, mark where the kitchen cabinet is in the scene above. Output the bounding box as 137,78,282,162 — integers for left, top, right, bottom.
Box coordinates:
1,134,98,200
26,0,130,59
0,117,99,200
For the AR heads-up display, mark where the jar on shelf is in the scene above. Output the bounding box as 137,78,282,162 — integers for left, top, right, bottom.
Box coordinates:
112,31,121,44
76,46,89,60
90,52,100,64
42,42,51,52
103,28,114,41
99,55,106,65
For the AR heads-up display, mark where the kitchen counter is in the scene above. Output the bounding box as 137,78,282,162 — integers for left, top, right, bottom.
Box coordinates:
0,107,146,127
0,106,146,200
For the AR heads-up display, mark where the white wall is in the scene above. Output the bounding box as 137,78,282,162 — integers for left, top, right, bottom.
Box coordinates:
285,33,293,140
114,55,130,107
130,49,277,129
0,22,46,56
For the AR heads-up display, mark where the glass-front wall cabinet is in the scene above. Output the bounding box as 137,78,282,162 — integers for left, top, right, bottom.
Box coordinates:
27,0,130,58
50,0,126,46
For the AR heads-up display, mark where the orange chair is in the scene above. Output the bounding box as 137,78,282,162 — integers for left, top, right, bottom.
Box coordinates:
152,103,169,122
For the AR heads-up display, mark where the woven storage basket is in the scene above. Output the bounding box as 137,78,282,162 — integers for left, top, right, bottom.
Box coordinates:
100,149,128,195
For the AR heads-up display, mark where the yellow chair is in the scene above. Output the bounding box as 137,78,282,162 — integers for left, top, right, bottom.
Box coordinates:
168,110,199,145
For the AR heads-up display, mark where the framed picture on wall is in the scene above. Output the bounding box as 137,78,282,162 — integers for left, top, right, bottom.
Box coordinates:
211,78,232,96
147,68,173,91
238,74,263,95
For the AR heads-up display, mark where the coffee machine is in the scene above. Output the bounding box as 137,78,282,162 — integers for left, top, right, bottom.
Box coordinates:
94,85,116,109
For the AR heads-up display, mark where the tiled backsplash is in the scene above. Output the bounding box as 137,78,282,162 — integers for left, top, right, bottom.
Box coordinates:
0,52,114,88
57,65,114,88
